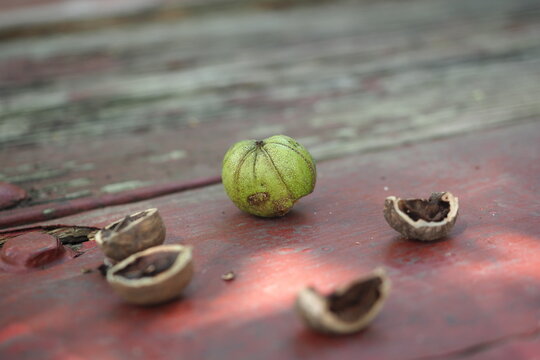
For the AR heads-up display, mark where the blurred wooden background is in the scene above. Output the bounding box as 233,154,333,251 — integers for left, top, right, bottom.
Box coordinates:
1,0,539,212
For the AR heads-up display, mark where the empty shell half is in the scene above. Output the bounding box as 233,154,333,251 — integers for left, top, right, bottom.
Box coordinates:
95,208,165,262
384,192,459,241
295,268,390,335
107,244,193,305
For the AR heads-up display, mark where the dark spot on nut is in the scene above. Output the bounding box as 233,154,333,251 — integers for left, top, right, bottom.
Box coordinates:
248,192,269,206
273,198,292,216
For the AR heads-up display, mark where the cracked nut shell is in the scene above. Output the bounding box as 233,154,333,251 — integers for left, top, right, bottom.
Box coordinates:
384,192,459,241
222,135,316,217
107,244,193,305
95,208,165,261
295,268,390,335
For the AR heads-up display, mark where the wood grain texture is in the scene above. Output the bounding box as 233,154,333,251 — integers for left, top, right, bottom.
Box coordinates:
1,123,539,359
1,0,540,208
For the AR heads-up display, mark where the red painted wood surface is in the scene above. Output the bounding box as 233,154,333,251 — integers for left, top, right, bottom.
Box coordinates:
1,122,539,359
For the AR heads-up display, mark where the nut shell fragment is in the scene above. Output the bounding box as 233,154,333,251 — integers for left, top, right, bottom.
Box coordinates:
107,244,193,305
95,208,165,261
295,268,390,335
221,271,235,281
384,192,459,241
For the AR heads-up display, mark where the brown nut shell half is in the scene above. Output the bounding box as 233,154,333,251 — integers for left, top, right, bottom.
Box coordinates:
383,192,459,241
107,244,193,306
295,268,390,335
95,208,165,261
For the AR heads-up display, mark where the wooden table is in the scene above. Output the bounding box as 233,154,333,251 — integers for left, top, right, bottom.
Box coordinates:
1,0,540,359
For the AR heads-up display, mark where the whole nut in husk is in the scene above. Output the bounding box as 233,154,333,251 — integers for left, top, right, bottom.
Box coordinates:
222,135,316,217
95,208,165,262
383,192,459,241
107,244,193,305
295,268,390,335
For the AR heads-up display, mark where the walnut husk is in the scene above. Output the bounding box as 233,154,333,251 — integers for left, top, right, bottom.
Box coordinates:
295,268,390,335
107,244,193,306
383,192,459,241
95,208,165,261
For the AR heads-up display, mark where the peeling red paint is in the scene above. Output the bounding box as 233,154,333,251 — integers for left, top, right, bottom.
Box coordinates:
0,231,75,272
0,182,27,210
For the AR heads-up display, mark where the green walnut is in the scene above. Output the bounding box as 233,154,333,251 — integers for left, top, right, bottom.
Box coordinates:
222,135,316,217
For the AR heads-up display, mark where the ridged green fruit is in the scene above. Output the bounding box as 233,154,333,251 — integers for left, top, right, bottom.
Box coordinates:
222,135,316,217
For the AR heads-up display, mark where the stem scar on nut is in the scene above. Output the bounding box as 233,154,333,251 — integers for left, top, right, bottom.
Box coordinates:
295,268,390,335
383,192,459,241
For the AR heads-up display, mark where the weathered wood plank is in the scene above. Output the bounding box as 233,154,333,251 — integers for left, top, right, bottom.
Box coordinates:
0,0,334,39
1,122,539,359
1,0,540,209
